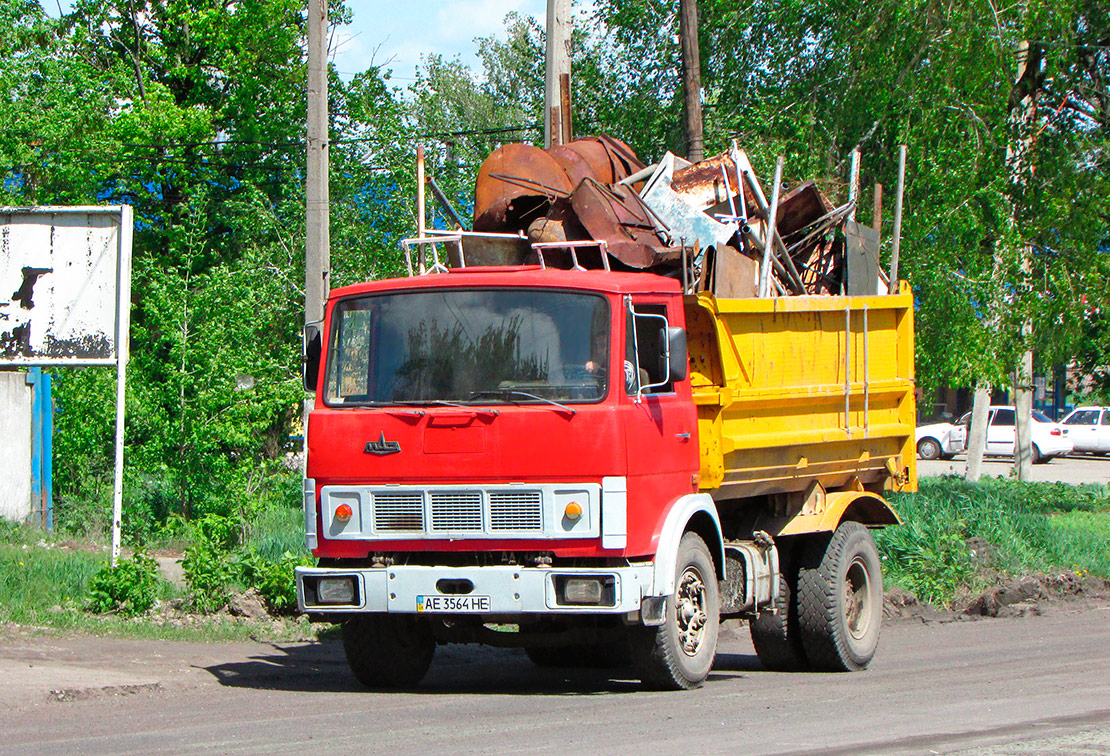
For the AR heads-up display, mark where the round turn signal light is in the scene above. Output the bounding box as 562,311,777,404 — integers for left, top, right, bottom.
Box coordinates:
335,503,353,522
564,502,583,521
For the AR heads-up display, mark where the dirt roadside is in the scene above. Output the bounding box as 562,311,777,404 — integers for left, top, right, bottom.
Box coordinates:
2,581,1107,713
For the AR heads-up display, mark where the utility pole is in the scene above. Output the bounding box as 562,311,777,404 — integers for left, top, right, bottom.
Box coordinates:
679,0,704,162
306,0,330,326
544,0,571,149
304,0,329,461
1009,39,1040,482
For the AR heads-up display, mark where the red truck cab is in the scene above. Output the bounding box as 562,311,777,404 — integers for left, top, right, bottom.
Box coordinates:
297,266,719,688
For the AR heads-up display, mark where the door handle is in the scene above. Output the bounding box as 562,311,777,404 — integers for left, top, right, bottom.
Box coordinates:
676,432,691,440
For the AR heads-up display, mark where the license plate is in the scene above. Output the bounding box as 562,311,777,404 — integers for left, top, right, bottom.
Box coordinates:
416,595,491,613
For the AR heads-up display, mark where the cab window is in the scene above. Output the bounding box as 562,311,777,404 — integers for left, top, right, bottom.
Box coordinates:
1066,410,1100,426
991,409,1015,426
625,303,672,395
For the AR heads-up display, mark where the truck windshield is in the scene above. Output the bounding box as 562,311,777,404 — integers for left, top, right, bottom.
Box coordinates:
324,289,610,406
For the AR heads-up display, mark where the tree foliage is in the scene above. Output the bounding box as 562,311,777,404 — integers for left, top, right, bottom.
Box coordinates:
1,0,1107,534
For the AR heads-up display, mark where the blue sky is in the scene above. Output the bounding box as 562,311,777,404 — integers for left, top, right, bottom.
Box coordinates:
43,1,568,85
331,0,548,84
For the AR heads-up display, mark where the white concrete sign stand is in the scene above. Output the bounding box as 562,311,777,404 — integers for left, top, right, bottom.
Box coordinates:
0,206,133,564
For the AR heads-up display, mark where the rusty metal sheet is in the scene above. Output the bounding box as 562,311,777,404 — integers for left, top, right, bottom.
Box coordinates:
713,246,759,298
570,179,664,269
775,180,836,242
548,136,646,188
473,144,573,232
673,150,761,219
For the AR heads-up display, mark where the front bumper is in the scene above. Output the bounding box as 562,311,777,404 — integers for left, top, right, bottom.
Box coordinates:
296,563,655,616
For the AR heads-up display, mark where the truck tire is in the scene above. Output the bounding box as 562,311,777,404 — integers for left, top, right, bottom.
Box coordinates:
630,532,720,690
797,522,883,672
342,615,435,688
749,542,810,672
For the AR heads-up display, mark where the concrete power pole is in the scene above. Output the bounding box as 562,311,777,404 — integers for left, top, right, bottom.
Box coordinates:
304,0,329,461
679,0,704,162
306,0,330,326
544,0,571,149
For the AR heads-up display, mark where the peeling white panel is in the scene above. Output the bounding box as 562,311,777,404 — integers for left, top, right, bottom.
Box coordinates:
0,207,130,363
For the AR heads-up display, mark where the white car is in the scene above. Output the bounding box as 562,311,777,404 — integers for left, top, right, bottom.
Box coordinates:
914,420,962,460
1060,406,1110,455
916,406,1072,463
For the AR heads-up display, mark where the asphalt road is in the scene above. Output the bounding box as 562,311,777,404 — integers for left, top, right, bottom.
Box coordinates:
918,453,1110,485
1,603,1107,755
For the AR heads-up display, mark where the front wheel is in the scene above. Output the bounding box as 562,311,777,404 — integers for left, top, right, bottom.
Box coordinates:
342,614,436,688
917,437,942,460
630,532,720,690
797,522,883,672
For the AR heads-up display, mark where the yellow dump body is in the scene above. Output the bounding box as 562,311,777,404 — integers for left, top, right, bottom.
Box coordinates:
685,284,917,509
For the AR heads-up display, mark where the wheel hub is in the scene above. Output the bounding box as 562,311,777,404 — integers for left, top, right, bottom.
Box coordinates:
844,557,872,640
676,568,708,656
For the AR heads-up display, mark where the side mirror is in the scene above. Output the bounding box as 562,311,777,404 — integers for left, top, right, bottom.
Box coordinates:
303,323,322,392
667,326,687,382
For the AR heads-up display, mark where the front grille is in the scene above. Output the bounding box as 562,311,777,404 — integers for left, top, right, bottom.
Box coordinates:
429,491,483,531
489,491,543,530
327,484,594,539
373,492,424,531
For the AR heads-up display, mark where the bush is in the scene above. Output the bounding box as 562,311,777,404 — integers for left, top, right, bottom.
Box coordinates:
182,514,240,612
86,553,160,616
236,549,313,614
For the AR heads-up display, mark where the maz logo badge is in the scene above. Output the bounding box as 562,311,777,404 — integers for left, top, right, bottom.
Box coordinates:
364,430,404,455
364,432,401,456
361,430,401,455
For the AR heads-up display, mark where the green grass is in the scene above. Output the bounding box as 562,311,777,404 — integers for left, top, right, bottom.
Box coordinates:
0,518,318,643
244,505,308,561
0,542,109,623
878,476,1110,605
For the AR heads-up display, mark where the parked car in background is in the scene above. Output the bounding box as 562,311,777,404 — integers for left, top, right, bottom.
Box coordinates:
1060,406,1110,455
915,406,1072,463
915,420,961,460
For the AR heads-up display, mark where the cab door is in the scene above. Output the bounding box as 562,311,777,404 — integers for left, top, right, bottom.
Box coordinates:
1064,409,1101,452
986,408,1015,456
948,412,970,452
620,295,699,556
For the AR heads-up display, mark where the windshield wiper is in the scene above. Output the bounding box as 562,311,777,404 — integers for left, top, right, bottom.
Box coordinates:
392,399,499,417
470,389,576,417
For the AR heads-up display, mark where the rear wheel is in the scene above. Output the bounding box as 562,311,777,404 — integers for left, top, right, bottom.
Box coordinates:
342,614,436,688
917,437,942,460
797,522,883,672
749,540,810,672
1032,444,1047,464
630,532,720,689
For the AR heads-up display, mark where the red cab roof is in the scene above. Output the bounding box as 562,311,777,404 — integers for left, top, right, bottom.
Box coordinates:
328,266,682,300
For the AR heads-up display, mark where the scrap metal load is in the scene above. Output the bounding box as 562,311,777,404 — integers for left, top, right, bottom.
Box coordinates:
458,136,873,297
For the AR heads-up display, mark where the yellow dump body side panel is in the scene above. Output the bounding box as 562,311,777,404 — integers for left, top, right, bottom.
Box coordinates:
686,284,917,504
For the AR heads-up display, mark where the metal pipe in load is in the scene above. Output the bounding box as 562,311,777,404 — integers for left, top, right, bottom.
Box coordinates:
889,145,907,284
758,157,784,298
